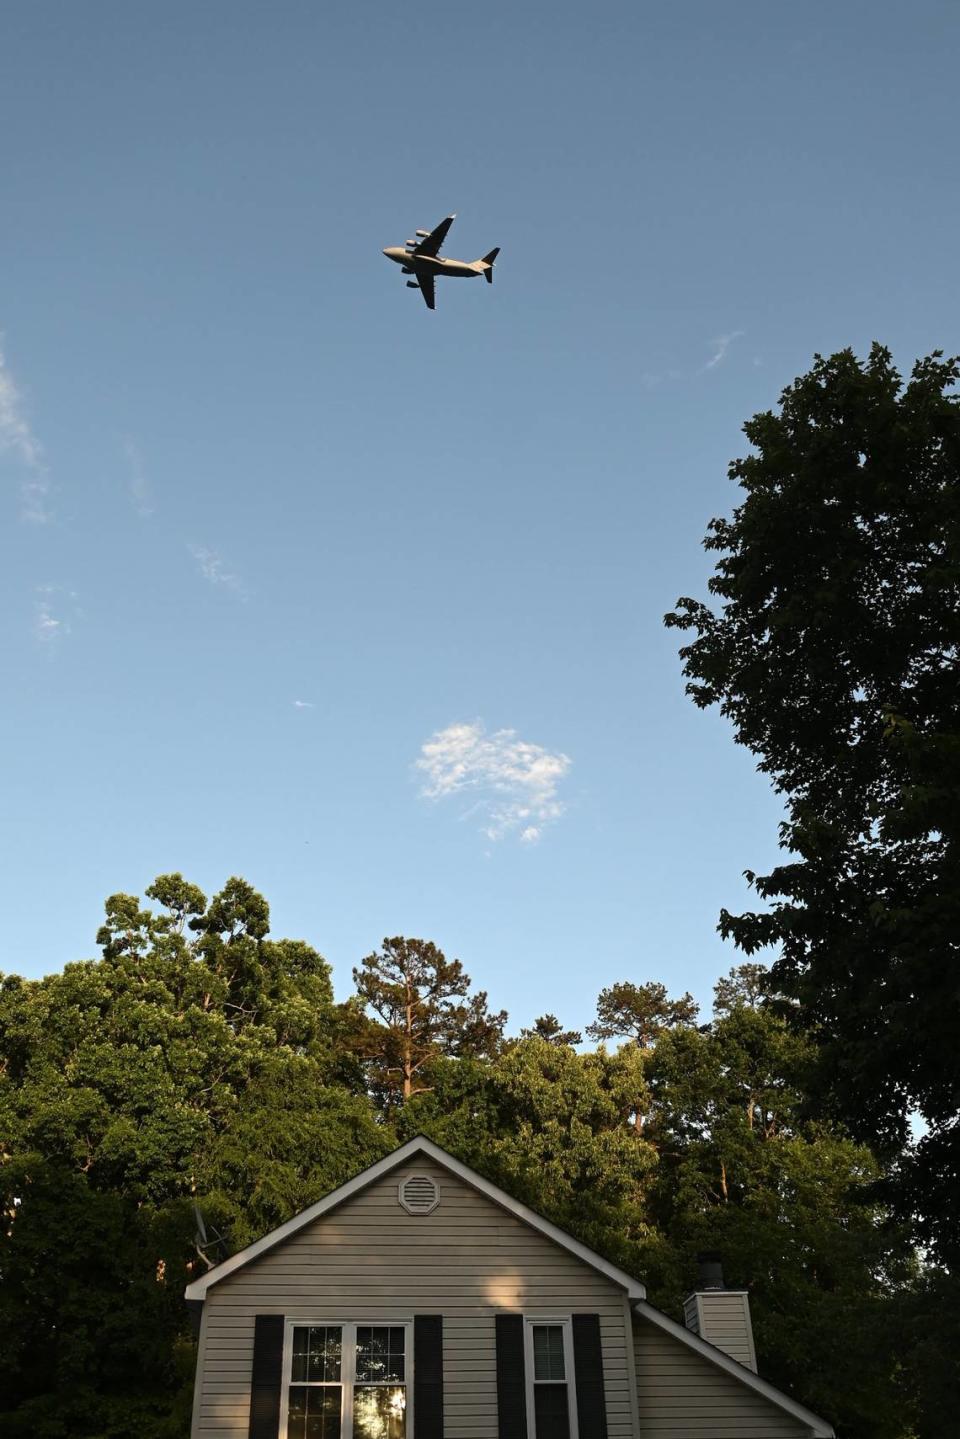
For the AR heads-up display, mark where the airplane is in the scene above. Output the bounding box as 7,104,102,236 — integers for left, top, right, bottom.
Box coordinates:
382,214,499,310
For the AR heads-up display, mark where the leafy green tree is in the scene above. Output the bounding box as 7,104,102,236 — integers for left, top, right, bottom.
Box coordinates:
645,966,915,1439
0,1155,194,1439
353,936,506,1105
519,1013,582,1045
395,1037,657,1269
0,876,386,1436
665,345,960,1262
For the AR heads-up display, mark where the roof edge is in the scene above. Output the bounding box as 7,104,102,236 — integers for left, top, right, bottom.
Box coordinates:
632,1301,835,1437
185,1135,645,1302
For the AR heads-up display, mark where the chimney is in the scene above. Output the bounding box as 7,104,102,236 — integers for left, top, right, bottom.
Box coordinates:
683,1252,758,1372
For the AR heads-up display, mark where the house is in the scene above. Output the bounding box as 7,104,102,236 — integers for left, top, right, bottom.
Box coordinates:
185,1136,835,1439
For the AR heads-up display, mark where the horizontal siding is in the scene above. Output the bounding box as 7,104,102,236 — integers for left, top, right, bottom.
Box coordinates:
195,1159,634,1438
691,1292,756,1369
633,1320,812,1438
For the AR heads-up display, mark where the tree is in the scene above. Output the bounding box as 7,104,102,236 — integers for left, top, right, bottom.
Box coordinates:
665,345,960,1261
586,981,698,1048
645,966,916,1439
0,875,386,1436
519,1013,582,1046
353,937,506,1106
0,1156,194,1439
392,1037,657,1270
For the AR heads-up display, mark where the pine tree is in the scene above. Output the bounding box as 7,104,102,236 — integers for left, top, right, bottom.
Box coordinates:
353,937,506,1105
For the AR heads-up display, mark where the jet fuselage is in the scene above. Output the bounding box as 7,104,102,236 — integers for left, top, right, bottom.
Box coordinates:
382,247,484,279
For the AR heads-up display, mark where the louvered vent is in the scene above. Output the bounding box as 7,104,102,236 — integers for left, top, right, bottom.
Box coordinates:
398,1173,440,1215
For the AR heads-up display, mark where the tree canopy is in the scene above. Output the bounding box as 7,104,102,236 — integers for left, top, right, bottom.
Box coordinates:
666,345,960,1262
2,874,948,1436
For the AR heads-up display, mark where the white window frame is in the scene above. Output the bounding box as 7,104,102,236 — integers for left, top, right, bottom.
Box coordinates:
279,1319,413,1439
523,1315,578,1439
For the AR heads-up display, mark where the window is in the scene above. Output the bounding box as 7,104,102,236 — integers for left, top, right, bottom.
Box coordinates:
524,1319,577,1439
283,1323,409,1439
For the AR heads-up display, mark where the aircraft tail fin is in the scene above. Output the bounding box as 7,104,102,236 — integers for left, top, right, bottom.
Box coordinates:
481,247,499,282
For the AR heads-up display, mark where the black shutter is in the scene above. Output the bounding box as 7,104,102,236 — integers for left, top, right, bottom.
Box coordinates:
572,1314,607,1439
248,1314,285,1439
495,1313,528,1439
414,1314,444,1439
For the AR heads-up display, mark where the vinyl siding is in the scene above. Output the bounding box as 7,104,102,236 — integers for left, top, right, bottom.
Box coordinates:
194,1159,635,1439
682,1291,757,1370
633,1319,812,1437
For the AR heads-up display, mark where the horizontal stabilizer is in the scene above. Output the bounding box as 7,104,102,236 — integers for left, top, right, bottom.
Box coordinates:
482,247,499,283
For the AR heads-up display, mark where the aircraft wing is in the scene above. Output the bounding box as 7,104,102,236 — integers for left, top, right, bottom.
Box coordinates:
414,268,436,310
414,214,455,258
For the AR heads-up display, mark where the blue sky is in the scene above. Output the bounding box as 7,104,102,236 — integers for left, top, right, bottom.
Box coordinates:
2,2,958,1032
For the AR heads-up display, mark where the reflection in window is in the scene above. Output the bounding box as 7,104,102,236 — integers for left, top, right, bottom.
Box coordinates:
286,1324,407,1439
356,1327,406,1383
288,1384,342,1439
292,1327,343,1383
353,1385,406,1439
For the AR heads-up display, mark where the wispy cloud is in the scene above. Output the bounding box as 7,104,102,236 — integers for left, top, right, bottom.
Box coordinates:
0,341,50,522
416,720,572,843
33,585,76,647
702,329,745,371
123,439,153,518
641,330,746,388
189,544,244,596
293,699,315,709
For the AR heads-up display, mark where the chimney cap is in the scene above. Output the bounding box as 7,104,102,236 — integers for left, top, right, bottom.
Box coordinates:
695,1250,725,1290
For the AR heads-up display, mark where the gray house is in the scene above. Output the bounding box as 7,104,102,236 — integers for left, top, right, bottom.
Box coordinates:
185,1136,834,1439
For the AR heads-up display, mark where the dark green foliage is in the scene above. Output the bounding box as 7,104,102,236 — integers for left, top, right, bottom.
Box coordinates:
644,968,913,1439
0,876,946,1437
0,876,386,1437
666,345,960,1260
0,1155,194,1438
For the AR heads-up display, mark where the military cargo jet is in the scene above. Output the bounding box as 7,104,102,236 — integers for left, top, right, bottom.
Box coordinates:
383,214,499,310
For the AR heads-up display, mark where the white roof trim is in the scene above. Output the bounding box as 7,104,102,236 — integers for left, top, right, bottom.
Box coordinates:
632,1301,835,1437
185,1136,646,1301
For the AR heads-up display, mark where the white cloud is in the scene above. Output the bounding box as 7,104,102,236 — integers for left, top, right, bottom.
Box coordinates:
124,439,153,517
416,721,572,843
640,334,745,390
293,699,315,709
0,341,50,522
33,585,75,647
703,329,745,371
189,544,244,595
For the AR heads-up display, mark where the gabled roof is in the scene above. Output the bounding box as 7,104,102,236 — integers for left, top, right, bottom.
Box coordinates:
184,1135,646,1301
632,1301,835,1438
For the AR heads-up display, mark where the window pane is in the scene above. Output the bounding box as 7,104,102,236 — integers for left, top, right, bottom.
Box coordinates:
288,1385,342,1439
534,1383,570,1439
353,1385,406,1439
385,1327,405,1381
292,1327,342,1383
533,1326,565,1382
356,1326,404,1383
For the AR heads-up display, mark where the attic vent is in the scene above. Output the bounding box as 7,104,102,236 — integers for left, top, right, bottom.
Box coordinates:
399,1174,439,1215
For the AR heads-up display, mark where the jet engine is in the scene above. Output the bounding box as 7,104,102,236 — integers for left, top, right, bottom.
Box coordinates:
405,281,419,289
